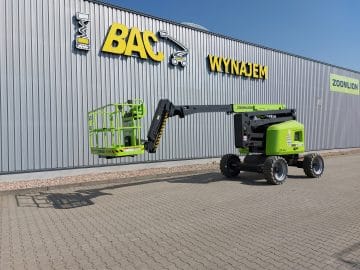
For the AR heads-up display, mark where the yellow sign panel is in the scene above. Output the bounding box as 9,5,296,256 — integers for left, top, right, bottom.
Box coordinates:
208,55,268,79
77,37,90,45
330,73,359,95
102,23,164,62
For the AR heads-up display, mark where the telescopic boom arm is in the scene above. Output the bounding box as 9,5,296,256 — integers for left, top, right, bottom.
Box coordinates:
144,99,287,153
144,99,233,153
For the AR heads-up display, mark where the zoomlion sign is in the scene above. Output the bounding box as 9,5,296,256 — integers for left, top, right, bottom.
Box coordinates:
330,73,359,95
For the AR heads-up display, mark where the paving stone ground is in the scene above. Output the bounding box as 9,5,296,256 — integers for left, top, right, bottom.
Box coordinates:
0,154,360,270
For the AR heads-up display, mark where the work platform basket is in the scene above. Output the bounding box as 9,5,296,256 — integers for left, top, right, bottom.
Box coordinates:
88,99,146,158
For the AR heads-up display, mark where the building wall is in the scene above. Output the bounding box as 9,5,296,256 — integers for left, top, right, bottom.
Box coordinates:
0,0,359,173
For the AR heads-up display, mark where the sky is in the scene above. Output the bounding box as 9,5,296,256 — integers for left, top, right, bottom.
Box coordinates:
105,0,360,72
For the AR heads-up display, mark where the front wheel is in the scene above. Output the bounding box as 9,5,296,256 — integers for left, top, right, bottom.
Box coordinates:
263,156,288,185
303,153,324,178
220,154,241,178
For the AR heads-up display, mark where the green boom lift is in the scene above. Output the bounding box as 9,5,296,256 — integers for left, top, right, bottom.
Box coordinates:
88,99,324,184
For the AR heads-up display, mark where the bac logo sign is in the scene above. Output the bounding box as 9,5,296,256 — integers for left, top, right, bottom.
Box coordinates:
102,23,164,62
102,23,189,67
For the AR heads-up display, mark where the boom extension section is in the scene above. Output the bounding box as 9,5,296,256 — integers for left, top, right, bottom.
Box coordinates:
144,99,287,153
144,99,233,153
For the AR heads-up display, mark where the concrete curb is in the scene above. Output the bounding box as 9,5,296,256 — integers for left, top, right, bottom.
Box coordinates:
0,148,359,193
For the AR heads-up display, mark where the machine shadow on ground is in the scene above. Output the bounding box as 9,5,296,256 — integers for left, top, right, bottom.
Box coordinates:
15,171,306,210
335,242,360,269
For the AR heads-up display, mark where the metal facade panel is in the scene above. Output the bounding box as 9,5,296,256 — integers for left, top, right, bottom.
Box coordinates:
0,0,359,173
0,0,6,171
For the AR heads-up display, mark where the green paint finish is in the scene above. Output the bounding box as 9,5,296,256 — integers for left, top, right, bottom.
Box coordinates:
238,147,249,155
90,146,144,157
330,73,359,95
232,104,286,113
88,99,146,157
266,120,305,155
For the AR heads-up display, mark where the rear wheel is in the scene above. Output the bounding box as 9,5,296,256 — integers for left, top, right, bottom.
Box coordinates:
220,154,241,178
303,153,324,178
263,156,288,185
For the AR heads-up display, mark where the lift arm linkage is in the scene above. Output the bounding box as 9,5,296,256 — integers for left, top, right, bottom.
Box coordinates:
144,99,233,153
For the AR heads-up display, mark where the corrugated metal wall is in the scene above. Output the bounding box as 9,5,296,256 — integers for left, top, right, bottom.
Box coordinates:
1,0,359,173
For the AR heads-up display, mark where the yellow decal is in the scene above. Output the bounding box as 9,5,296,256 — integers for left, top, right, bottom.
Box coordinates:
259,65,268,79
222,58,231,73
239,62,247,77
76,37,90,45
102,23,163,62
207,54,268,80
247,63,252,77
143,31,164,62
208,55,222,72
231,60,239,76
330,73,359,95
253,63,259,78
102,23,128,54
124,27,147,59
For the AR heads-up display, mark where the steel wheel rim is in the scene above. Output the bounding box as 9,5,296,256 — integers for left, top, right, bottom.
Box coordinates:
274,161,287,181
312,157,324,175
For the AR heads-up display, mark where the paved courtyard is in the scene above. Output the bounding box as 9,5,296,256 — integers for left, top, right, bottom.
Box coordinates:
0,154,360,270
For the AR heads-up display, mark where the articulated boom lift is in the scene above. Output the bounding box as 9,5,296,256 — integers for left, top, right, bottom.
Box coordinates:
88,99,324,184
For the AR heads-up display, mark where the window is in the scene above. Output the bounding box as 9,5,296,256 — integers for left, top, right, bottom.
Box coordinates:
294,131,302,141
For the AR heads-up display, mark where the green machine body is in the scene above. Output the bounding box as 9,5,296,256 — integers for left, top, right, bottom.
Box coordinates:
88,98,324,185
265,120,305,155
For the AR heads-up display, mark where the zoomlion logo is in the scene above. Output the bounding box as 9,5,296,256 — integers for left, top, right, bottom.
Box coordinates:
75,12,90,51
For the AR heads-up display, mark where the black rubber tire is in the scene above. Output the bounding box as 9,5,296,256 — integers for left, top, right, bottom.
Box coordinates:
303,153,324,178
220,154,241,178
263,156,288,185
